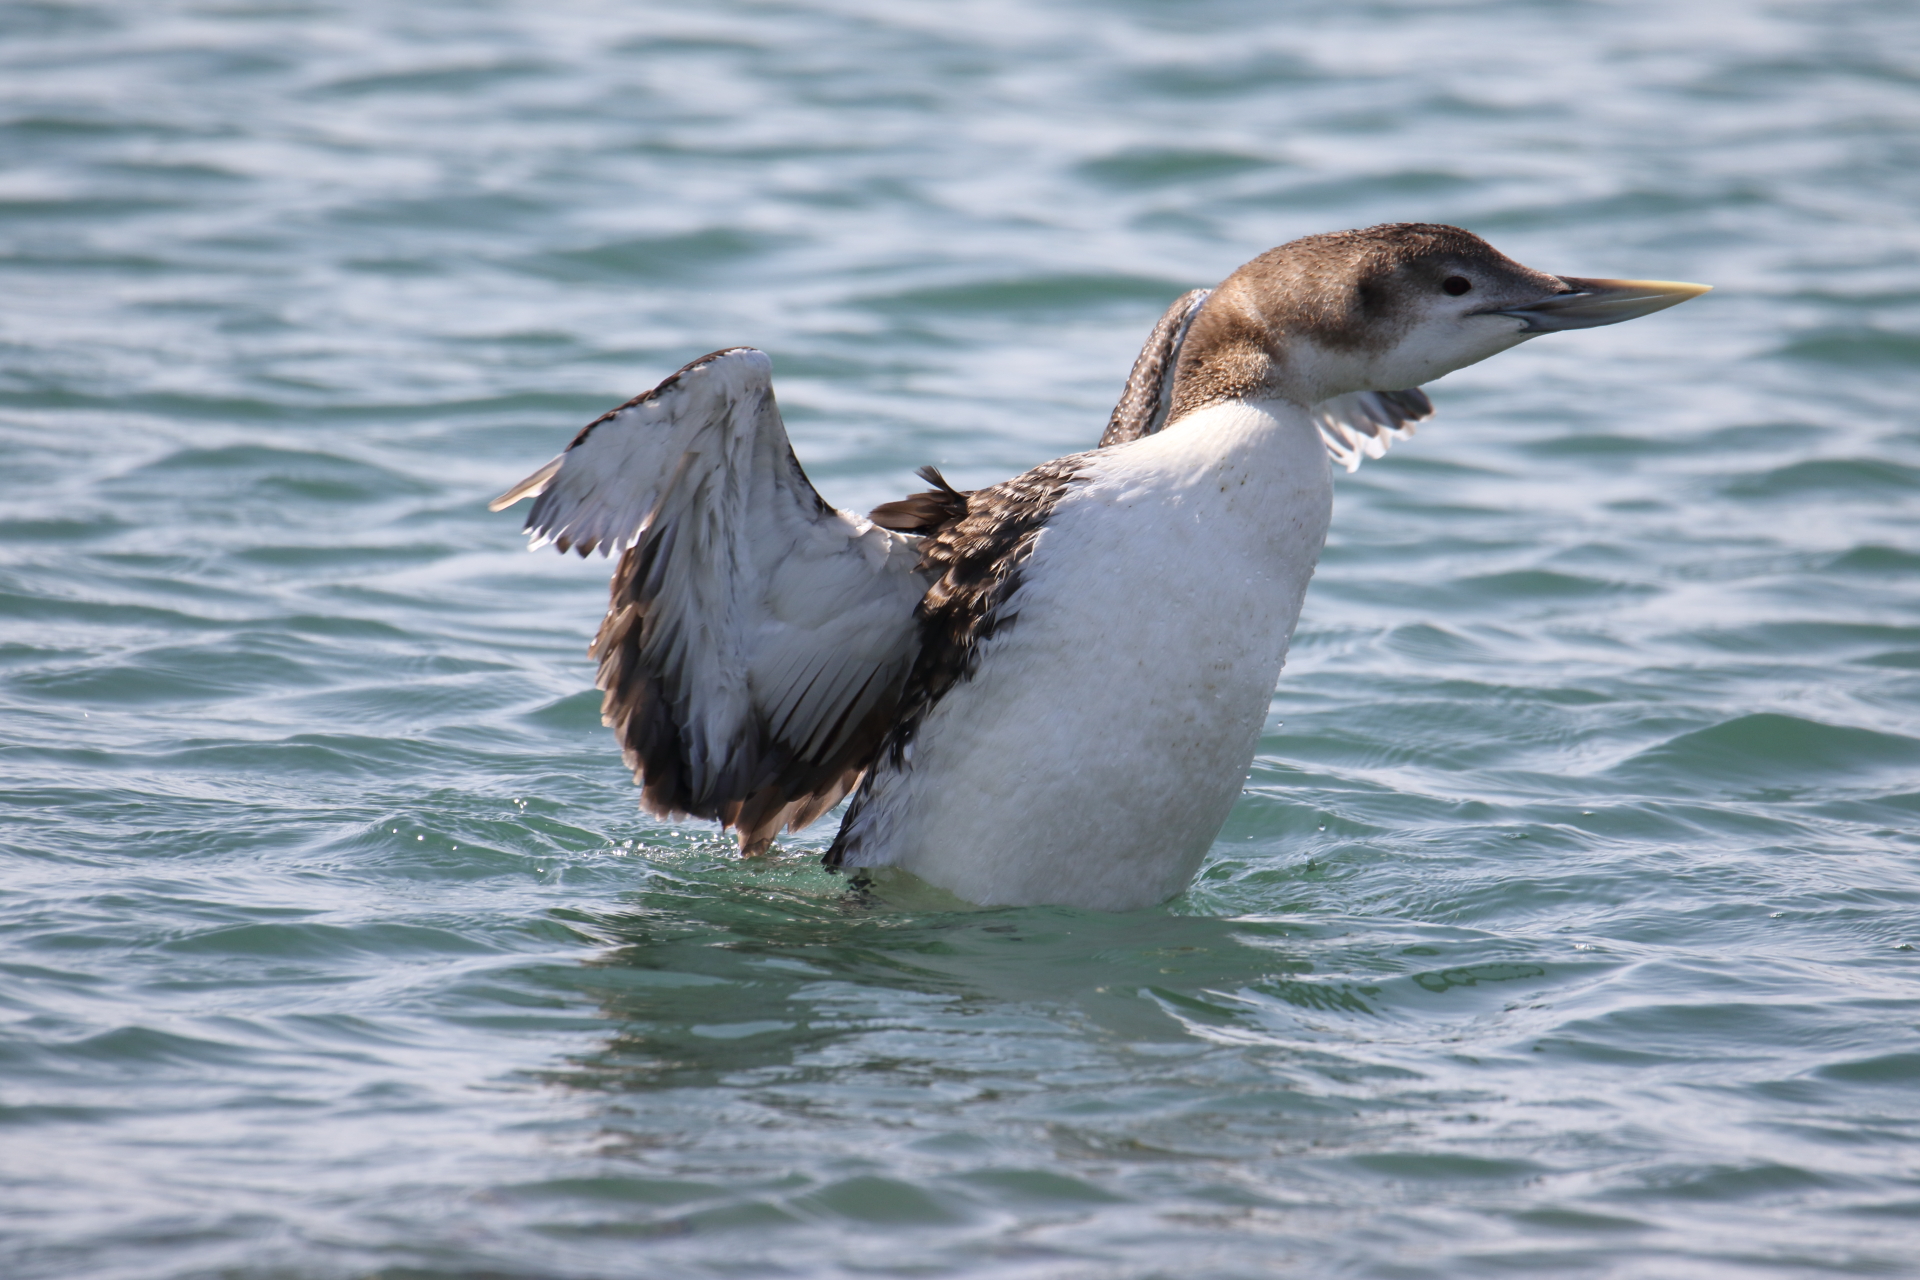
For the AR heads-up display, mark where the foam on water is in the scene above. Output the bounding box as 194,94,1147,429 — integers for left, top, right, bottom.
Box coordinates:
3,1,1919,1276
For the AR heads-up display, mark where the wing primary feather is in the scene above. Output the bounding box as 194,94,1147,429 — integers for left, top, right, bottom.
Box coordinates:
489,456,562,512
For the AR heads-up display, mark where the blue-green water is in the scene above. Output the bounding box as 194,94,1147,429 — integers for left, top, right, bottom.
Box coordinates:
4,1,1920,1276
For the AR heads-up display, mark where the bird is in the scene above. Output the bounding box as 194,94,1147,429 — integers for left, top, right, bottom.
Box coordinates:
492,222,1707,911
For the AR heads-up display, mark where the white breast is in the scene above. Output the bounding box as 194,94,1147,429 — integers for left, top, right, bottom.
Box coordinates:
843,398,1334,910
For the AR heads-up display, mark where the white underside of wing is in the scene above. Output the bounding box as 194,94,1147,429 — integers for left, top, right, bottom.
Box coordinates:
644,458,925,802
751,537,925,758
492,348,929,835
1311,388,1436,472
501,353,780,558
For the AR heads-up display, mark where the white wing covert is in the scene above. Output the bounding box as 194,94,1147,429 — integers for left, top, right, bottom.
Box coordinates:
491,348,930,852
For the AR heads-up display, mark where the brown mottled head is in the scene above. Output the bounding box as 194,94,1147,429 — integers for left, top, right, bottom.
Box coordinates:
1165,223,1708,421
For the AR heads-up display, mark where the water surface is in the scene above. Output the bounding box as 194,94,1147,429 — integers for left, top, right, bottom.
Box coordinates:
4,1,1920,1276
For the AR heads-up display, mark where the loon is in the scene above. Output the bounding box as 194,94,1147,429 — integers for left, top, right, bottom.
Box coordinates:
493,223,1707,911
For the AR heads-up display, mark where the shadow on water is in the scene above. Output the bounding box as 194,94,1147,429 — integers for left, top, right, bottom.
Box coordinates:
530,851,1561,1101
465,855,1644,1270
546,870,1268,1081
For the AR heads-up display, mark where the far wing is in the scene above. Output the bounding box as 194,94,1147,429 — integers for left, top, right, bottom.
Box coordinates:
1310,387,1434,472
1099,287,1436,469
492,347,930,851
1100,288,1211,447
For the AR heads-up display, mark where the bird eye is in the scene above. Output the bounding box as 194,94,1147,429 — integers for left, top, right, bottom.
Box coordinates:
1443,276,1472,296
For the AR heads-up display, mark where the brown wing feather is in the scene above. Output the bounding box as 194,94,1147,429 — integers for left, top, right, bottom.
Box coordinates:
825,455,1084,867
868,465,970,537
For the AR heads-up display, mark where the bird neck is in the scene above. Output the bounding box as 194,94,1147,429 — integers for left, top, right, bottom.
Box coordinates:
1164,299,1369,421
1119,395,1328,501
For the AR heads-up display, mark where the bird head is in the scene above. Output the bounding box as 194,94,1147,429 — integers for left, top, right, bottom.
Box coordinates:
1167,223,1709,418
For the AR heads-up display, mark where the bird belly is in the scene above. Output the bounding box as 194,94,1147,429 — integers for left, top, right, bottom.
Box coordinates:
847,401,1332,910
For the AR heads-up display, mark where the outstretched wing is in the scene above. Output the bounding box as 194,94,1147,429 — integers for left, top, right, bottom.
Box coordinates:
1099,287,1436,468
492,348,931,852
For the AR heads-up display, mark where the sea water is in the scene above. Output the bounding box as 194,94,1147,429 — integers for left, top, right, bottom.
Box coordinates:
3,1,1919,1276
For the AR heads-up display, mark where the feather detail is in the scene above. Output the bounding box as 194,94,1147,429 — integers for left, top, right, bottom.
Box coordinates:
496,348,931,853
1311,387,1435,472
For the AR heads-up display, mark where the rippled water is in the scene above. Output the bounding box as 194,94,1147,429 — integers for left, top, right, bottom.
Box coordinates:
4,1,1920,1276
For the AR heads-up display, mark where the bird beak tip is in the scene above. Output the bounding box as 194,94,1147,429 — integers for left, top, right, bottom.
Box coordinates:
1502,276,1713,332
